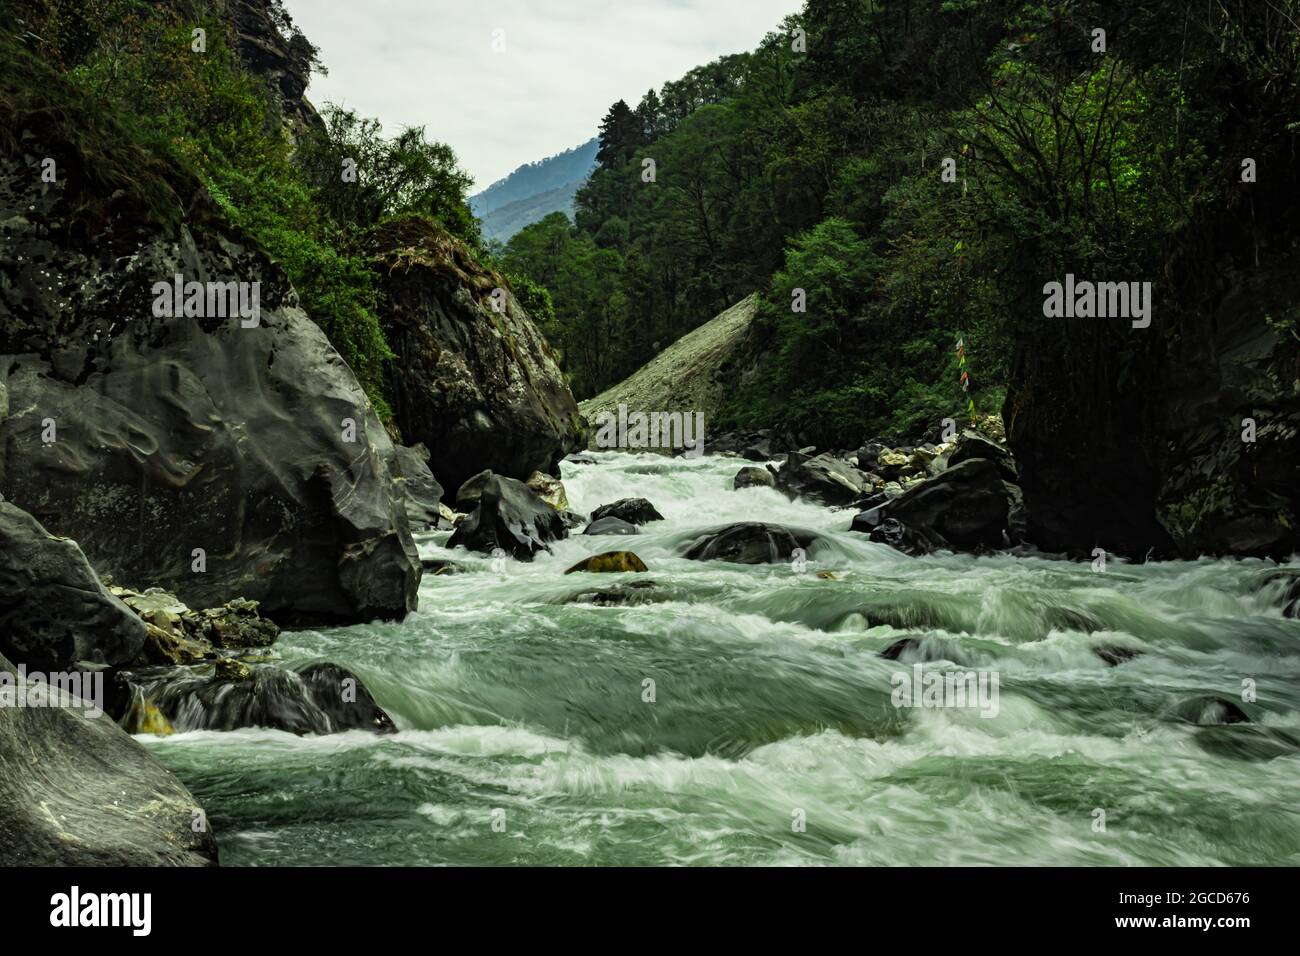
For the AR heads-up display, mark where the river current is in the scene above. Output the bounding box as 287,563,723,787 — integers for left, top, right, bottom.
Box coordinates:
144,451,1300,865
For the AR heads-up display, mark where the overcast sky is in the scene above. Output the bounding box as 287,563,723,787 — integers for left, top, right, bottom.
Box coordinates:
284,0,803,192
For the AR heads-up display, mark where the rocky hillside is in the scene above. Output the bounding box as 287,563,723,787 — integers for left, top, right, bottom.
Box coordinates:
579,294,759,443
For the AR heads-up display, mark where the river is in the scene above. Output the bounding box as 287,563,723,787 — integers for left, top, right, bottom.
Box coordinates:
143,451,1300,866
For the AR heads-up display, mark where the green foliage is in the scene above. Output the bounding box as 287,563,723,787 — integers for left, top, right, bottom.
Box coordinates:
11,0,478,424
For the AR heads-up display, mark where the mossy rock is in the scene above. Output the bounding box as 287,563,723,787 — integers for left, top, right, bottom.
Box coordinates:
564,552,649,574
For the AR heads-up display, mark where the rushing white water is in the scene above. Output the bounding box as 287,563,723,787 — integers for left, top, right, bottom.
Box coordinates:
144,451,1300,866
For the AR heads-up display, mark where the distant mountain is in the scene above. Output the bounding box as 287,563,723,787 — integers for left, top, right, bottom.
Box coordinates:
470,138,598,243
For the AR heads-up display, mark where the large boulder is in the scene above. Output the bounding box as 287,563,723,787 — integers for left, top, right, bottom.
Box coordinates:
0,75,419,626
388,443,445,531
584,516,640,535
776,453,871,506
447,475,568,560
734,465,777,489
0,650,218,865
362,216,583,493
947,430,1018,481
0,502,146,671
874,458,1013,553
682,522,821,564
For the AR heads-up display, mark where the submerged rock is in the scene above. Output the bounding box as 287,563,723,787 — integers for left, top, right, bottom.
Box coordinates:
1259,570,1300,618
682,522,821,564
117,660,396,736
1171,695,1251,725
0,650,217,865
563,580,658,606
564,551,649,574
448,475,568,560
1092,644,1144,667
590,498,664,525
584,516,640,535
0,502,145,671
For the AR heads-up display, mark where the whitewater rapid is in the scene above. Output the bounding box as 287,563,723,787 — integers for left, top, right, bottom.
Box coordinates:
144,451,1300,866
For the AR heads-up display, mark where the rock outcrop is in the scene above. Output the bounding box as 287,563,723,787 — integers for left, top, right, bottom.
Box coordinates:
0,502,146,672
0,650,219,865
0,54,420,625
590,498,664,525
362,216,583,493
776,452,872,506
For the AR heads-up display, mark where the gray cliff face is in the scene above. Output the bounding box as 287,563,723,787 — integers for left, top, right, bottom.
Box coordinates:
0,139,419,625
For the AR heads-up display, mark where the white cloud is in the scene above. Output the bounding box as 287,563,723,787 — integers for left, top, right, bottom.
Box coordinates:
283,0,803,190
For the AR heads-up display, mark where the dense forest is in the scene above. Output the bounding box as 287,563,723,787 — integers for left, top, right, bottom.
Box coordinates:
499,0,1300,448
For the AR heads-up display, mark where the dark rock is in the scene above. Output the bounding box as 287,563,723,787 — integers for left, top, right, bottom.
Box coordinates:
590,498,664,525
559,509,588,529
563,580,658,606
116,660,396,736
584,516,640,535
878,638,954,663
564,453,598,466
389,443,445,530
1259,570,1300,618
448,475,568,560
1172,695,1251,725
420,558,466,576
0,502,146,671
733,465,776,489
849,494,892,533
867,518,938,556
1093,644,1143,666
0,115,419,626
854,443,886,471
682,522,821,564
363,217,583,494
0,650,218,865
948,430,1018,481
456,469,494,512
776,453,871,506
877,459,1012,553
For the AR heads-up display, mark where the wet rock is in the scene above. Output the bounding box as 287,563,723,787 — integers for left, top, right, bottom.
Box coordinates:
878,637,955,663
584,516,640,535
0,502,146,671
1093,644,1143,666
590,498,664,525
420,558,467,575
1172,695,1251,725
363,217,583,493
867,518,938,556
564,551,649,574
734,465,776,489
564,453,598,466
1259,570,1300,618
876,459,1012,554
682,522,821,564
117,660,396,736
456,469,495,512
776,453,871,506
948,430,1018,482
448,475,568,561
526,470,569,512
0,650,217,865
109,584,279,665
389,443,446,531
563,580,658,606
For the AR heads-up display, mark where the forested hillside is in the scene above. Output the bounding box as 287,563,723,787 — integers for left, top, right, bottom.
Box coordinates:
499,0,1300,459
